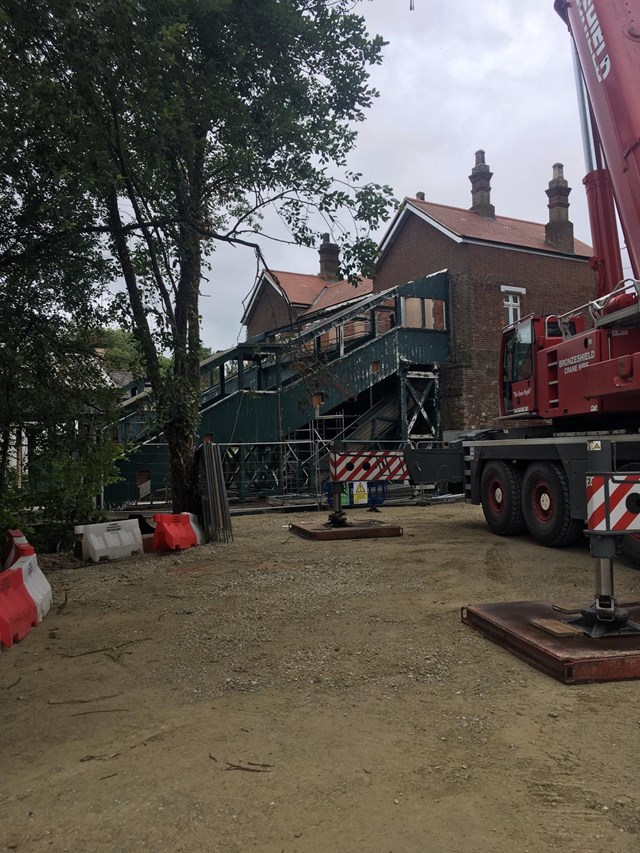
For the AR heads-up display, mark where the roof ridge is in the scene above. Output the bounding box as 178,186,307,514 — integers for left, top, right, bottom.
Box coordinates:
271,271,372,288
407,196,550,229
404,197,591,256
309,284,329,309
270,270,324,279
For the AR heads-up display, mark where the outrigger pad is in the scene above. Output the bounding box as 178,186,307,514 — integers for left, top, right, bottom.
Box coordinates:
462,599,640,684
289,522,403,541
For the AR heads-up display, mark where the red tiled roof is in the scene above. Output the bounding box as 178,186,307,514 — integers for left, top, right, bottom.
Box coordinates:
408,198,593,257
307,278,373,314
269,270,327,306
268,270,372,313
242,267,372,327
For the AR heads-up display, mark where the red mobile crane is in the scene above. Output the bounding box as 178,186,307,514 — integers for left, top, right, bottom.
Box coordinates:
405,0,640,567
503,0,640,427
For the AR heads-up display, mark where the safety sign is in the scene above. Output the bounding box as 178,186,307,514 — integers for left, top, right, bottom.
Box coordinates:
353,482,369,505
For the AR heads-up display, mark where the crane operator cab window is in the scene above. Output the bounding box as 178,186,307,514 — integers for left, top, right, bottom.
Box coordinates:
501,319,534,415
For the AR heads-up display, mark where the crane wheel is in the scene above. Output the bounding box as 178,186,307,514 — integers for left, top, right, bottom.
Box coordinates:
480,461,525,536
521,462,583,547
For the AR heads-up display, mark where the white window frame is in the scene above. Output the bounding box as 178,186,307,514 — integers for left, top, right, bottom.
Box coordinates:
501,286,526,326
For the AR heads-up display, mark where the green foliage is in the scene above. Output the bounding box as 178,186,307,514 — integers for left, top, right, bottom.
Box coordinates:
28,433,127,550
0,253,127,540
0,3,125,526
0,278,126,510
0,432,127,552
95,327,213,379
0,0,395,511
94,328,147,377
0,470,33,538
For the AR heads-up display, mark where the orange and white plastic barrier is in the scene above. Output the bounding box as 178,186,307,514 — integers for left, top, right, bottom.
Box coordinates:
74,514,205,561
1,528,53,649
185,513,205,545
152,513,198,551
0,569,38,649
7,547,52,622
3,529,29,570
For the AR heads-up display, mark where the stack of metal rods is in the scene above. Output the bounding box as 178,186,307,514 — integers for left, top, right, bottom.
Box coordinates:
201,443,233,543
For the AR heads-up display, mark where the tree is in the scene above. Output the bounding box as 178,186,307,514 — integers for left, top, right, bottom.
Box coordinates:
0,112,121,515
0,0,125,516
94,328,212,378
0,281,126,537
0,0,394,512
94,329,148,378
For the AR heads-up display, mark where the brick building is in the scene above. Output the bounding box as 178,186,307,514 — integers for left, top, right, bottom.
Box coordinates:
242,235,373,340
374,152,596,430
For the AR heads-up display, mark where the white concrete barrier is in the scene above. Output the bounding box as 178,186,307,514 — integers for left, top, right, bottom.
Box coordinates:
74,519,143,563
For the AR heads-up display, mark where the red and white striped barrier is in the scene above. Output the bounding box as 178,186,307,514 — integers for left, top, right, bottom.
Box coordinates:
0,568,38,649
3,529,29,570
329,451,409,483
1,529,53,649
587,473,640,532
7,549,52,622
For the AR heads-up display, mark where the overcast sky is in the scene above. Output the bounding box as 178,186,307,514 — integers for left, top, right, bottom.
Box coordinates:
200,0,591,351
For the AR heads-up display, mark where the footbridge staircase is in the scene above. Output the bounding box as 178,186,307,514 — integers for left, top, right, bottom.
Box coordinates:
107,271,449,506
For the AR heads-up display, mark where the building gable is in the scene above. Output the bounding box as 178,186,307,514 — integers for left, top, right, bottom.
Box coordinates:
377,198,593,275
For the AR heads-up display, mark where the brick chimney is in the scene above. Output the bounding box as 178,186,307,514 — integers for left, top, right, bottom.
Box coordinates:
318,233,340,280
469,150,495,218
545,163,574,253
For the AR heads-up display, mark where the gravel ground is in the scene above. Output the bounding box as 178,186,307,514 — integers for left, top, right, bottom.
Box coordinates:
2,504,640,852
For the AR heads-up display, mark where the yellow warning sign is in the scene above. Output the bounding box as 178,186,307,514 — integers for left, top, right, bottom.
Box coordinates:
353,482,369,505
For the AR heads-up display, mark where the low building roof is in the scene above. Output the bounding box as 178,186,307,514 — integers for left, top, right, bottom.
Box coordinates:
242,269,372,326
267,271,329,307
308,277,373,314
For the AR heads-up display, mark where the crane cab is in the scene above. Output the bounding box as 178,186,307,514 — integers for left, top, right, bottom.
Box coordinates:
499,310,640,421
499,315,565,418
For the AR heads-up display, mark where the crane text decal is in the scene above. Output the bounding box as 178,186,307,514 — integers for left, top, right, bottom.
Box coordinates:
576,0,611,82
559,350,596,374
512,386,531,414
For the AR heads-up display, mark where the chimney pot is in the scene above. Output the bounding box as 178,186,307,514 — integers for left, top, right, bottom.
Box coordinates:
545,163,574,253
469,150,495,218
318,234,340,280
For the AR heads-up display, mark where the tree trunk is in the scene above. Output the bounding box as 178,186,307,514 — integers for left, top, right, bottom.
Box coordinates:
166,155,204,514
0,428,11,501
165,418,200,514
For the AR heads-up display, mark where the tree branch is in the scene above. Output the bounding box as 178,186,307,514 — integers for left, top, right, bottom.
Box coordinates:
108,103,179,336
104,187,162,391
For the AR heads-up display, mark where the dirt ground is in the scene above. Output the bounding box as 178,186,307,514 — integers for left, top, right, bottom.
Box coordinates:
2,503,640,853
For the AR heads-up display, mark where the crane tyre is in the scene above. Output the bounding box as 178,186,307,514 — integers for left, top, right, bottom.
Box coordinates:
522,462,583,547
621,535,640,570
480,461,525,536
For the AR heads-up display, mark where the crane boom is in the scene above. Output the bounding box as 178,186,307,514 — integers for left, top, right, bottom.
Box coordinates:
556,0,640,284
